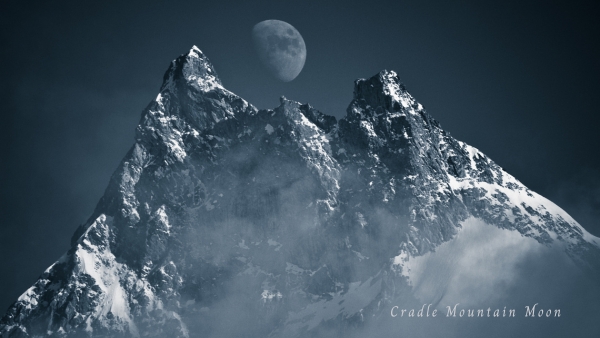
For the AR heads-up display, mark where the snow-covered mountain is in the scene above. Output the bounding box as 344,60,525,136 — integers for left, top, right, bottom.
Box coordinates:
1,46,599,338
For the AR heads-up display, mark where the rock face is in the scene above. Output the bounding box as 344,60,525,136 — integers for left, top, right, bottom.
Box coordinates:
2,46,599,338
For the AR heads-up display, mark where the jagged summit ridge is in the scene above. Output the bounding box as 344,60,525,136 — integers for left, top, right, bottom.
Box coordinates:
1,46,599,338
353,70,419,112
161,45,223,92
153,46,256,133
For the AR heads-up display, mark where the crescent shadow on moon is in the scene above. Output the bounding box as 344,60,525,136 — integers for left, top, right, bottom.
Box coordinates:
252,20,306,82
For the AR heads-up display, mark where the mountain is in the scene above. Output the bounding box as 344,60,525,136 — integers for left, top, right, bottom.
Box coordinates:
1,46,599,338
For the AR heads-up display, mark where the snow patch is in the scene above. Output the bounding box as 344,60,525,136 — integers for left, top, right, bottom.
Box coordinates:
265,124,274,135
261,290,283,302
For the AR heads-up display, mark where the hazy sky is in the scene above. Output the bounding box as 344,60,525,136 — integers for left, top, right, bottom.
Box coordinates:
1,0,599,314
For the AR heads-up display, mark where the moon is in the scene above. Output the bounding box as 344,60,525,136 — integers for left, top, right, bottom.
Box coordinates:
252,20,306,82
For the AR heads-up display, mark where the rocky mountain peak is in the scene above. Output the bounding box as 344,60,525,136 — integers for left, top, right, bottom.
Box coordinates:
160,45,223,93
352,70,408,112
148,46,255,133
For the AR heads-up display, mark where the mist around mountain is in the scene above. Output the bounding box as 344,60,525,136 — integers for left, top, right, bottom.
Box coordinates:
1,46,599,338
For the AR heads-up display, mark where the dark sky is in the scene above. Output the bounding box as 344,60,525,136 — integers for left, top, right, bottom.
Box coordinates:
1,0,599,313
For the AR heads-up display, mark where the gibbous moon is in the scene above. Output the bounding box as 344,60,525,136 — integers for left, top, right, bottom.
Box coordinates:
252,20,306,82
